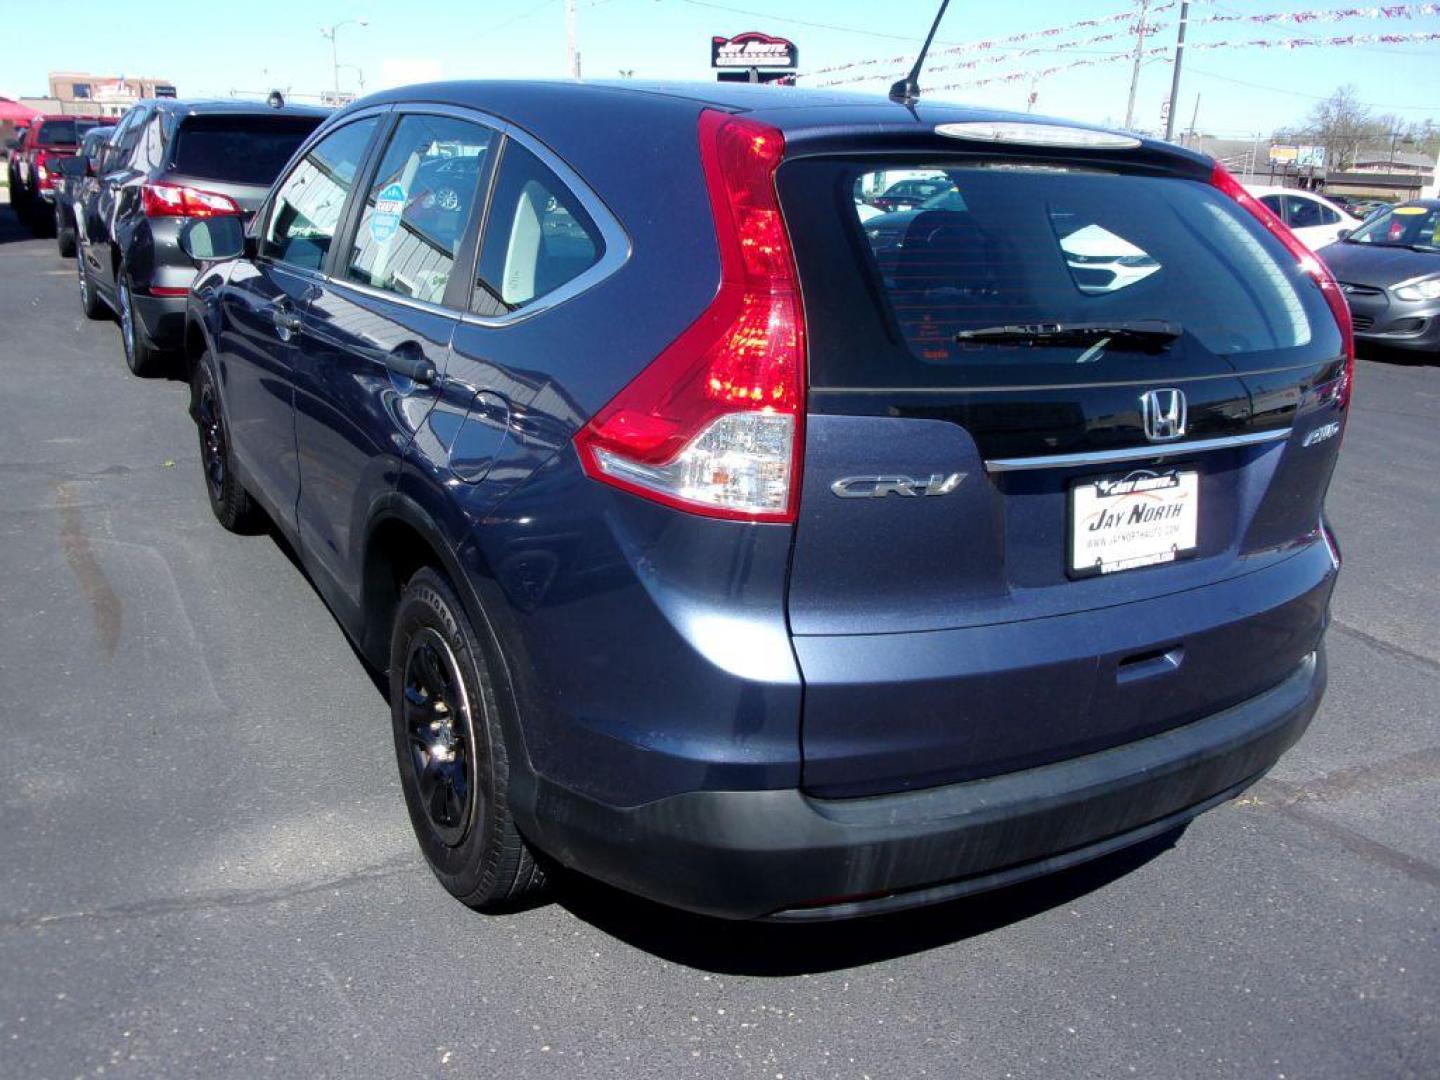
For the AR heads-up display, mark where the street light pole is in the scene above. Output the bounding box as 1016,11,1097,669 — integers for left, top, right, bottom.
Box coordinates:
565,0,581,79
1164,0,1189,142
321,18,369,98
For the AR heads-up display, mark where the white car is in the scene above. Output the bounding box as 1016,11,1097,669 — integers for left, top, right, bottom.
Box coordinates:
1245,185,1360,251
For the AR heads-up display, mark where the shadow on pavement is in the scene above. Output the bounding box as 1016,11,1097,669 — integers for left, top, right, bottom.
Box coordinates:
547,826,1185,975
247,482,1189,972
0,195,41,244
1358,341,1436,367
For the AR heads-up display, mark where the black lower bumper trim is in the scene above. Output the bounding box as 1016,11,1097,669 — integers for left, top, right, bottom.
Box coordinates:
521,647,1325,921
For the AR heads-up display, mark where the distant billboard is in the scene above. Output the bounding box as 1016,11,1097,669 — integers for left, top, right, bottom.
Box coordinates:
711,31,798,70
1269,144,1326,168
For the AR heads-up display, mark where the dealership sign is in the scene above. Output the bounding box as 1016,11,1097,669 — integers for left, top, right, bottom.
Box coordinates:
711,31,798,69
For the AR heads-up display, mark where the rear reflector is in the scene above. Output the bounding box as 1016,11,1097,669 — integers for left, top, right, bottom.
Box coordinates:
141,183,243,219
574,109,806,523
1211,163,1355,406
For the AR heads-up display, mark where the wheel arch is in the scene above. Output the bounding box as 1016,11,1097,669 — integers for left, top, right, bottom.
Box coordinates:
359,493,539,813
182,312,211,387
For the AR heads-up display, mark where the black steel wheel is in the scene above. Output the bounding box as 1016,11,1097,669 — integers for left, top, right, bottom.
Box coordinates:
400,627,478,847
191,351,260,533
389,567,547,911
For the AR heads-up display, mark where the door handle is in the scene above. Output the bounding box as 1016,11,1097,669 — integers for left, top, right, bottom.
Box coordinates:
271,304,302,335
384,348,437,386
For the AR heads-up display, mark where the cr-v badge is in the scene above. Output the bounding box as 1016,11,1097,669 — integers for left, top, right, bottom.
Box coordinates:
830,473,966,499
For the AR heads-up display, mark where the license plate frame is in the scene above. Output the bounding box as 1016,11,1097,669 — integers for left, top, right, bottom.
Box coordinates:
1067,467,1200,579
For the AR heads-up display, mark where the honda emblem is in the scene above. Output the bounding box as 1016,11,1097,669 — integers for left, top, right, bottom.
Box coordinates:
1141,388,1187,442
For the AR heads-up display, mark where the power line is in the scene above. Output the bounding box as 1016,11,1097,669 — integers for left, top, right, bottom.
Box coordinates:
480,0,560,35
1184,63,1440,111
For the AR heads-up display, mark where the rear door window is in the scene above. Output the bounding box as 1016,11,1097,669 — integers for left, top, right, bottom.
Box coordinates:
263,117,379,272
1284,195,1327,230
346,113,495,306
780,160,1340,389
171,115,319,184
472,140,603,316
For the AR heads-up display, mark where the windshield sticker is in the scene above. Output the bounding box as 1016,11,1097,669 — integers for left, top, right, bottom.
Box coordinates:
370,183,407,242
1393,206,1425,215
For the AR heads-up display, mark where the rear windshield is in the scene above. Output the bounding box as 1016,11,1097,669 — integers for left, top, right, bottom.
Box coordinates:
171,115,321,185
36,119,100,147
783,160,1342,388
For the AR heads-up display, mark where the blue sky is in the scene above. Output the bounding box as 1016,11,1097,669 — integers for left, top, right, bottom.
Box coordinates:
5,0,1439,137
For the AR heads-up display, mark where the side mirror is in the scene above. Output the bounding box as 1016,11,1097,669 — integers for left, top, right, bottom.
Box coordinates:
1336,229,1352,241
179,216,249,263
56,156,86,178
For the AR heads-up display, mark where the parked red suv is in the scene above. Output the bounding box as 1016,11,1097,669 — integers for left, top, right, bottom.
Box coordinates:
9,114,105,234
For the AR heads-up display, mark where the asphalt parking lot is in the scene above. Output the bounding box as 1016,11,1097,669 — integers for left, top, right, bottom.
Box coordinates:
1,199,1436,1080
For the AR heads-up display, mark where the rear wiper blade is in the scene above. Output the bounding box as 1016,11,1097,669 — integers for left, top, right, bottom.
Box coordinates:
955,319,1181,351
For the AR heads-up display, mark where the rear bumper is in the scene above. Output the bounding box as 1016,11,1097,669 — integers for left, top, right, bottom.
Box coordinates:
524,646,1325,920
131,292,187,349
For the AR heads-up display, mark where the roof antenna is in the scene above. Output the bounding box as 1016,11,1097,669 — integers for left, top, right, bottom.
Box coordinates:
890,0,953,105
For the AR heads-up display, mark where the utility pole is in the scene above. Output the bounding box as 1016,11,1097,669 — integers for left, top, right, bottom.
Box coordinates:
1164,1,1189,142
1186,93,1201,148
565,0,581,79
1123,0,1151,130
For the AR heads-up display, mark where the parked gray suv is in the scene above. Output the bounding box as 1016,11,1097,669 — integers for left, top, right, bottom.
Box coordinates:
75,98,325,375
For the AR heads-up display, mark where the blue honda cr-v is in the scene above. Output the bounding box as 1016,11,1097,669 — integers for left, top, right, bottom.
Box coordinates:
179,81,1350,920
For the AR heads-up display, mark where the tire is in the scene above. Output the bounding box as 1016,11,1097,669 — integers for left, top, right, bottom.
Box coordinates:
191,352,261,533
118,274,168,377
390,567,547,912
55,205,75,258
27,200,53,237
76,250,105,320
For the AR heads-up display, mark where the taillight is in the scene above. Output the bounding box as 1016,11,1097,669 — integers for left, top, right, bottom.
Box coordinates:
1211,162,1354,406
35,149,54,187
573,109,805,523
141,182,242,219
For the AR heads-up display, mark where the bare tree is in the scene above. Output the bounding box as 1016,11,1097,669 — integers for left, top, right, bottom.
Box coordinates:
1276,88,1438,171
1301,85,1380,171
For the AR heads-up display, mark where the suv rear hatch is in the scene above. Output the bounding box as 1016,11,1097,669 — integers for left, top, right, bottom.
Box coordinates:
777,127,1347,797
164,113,321,213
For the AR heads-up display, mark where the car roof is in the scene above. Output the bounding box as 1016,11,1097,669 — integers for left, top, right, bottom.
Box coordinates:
344,78,1205,162
1245,185,1329,197
138,97,330,120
